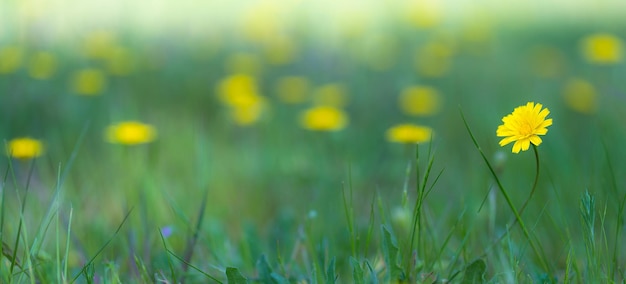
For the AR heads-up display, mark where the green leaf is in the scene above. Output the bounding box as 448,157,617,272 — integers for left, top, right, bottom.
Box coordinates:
381,225,404,281
350,257,364,284
226,267,249,284
326,257,337,283
461,259,486,284
270,272,290,284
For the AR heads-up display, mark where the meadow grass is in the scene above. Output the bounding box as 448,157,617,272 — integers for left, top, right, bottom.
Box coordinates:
1,10,626,283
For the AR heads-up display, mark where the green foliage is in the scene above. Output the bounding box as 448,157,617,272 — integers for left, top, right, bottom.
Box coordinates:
226,267,249,284
461,259,486,284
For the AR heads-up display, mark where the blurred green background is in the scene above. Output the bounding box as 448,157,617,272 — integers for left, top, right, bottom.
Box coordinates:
1,0,626,282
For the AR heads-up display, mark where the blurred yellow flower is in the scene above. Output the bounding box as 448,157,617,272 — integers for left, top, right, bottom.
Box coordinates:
300,106,348,131
0,46,24,74
226,53,262,75
72,68,107,96
386,124,433,144
529,46,565,78
6,137,44,159
496,102,552,154
403,0,442,29
106,121,157,145
415,41,455,78
106,46,135,76
217,74,260,106
230,96,266,126
313,84,348,107
83,30,117,59
28,51,58,80
581,33,623,64
399,86,442,116
562,78,597,114
275,76,310,104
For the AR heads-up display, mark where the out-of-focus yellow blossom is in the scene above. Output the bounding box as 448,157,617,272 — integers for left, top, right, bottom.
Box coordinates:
72,68,107,96
106,46,135,76
230,95,266,126
217,74,260,106
300,106,348,131
313,84,348,107
263,35,298,65
226,53,262,75
386,124,433,144
0,46,24,74
106,121,157,145
275,76,310,104
581,33,623,64
82,30,117,59
529,46,565,78
403,0,442,29
28,51,58,80
399,86,442,116
415,40,455,78
6,137,44,159
240,1,285,45
562,78,598,114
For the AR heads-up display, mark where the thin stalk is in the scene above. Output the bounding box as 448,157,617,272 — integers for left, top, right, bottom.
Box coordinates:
461,110,550,273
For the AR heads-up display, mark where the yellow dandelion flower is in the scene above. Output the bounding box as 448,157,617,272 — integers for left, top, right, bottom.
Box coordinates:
231,98,266,126
6,137,44,159
399,86,442,116
386,124,433,144
28,51,58,80
313,84,348,107
0,45,24,74
217,74,260,106
300,106,348,131
403,0,442,29
106,121,157,145
562,78,597,114
275,76,310,104
581,33,623,64
82,30,117,60
72,68,107,96
496,102,552,154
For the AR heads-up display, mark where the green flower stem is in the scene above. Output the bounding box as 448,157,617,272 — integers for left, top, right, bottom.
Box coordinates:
461,111,550,273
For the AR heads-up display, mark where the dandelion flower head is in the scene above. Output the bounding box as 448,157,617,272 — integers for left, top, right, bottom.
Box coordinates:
106,121,157,145
300,106,348,131
386,124,433,144
496,102,552,154
581,33,623,64
6,137,44,159
399,85,441,116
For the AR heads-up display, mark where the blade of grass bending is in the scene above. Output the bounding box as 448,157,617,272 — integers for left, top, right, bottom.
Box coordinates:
166,247,223,283
32,122,89,257
70,207,134,283
159,228,177,281
0,156,11,272
459,109,550,273
180,186,210,282
600,136,623,281
9,157,36,274
64,206,73,283
342,179,356,258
